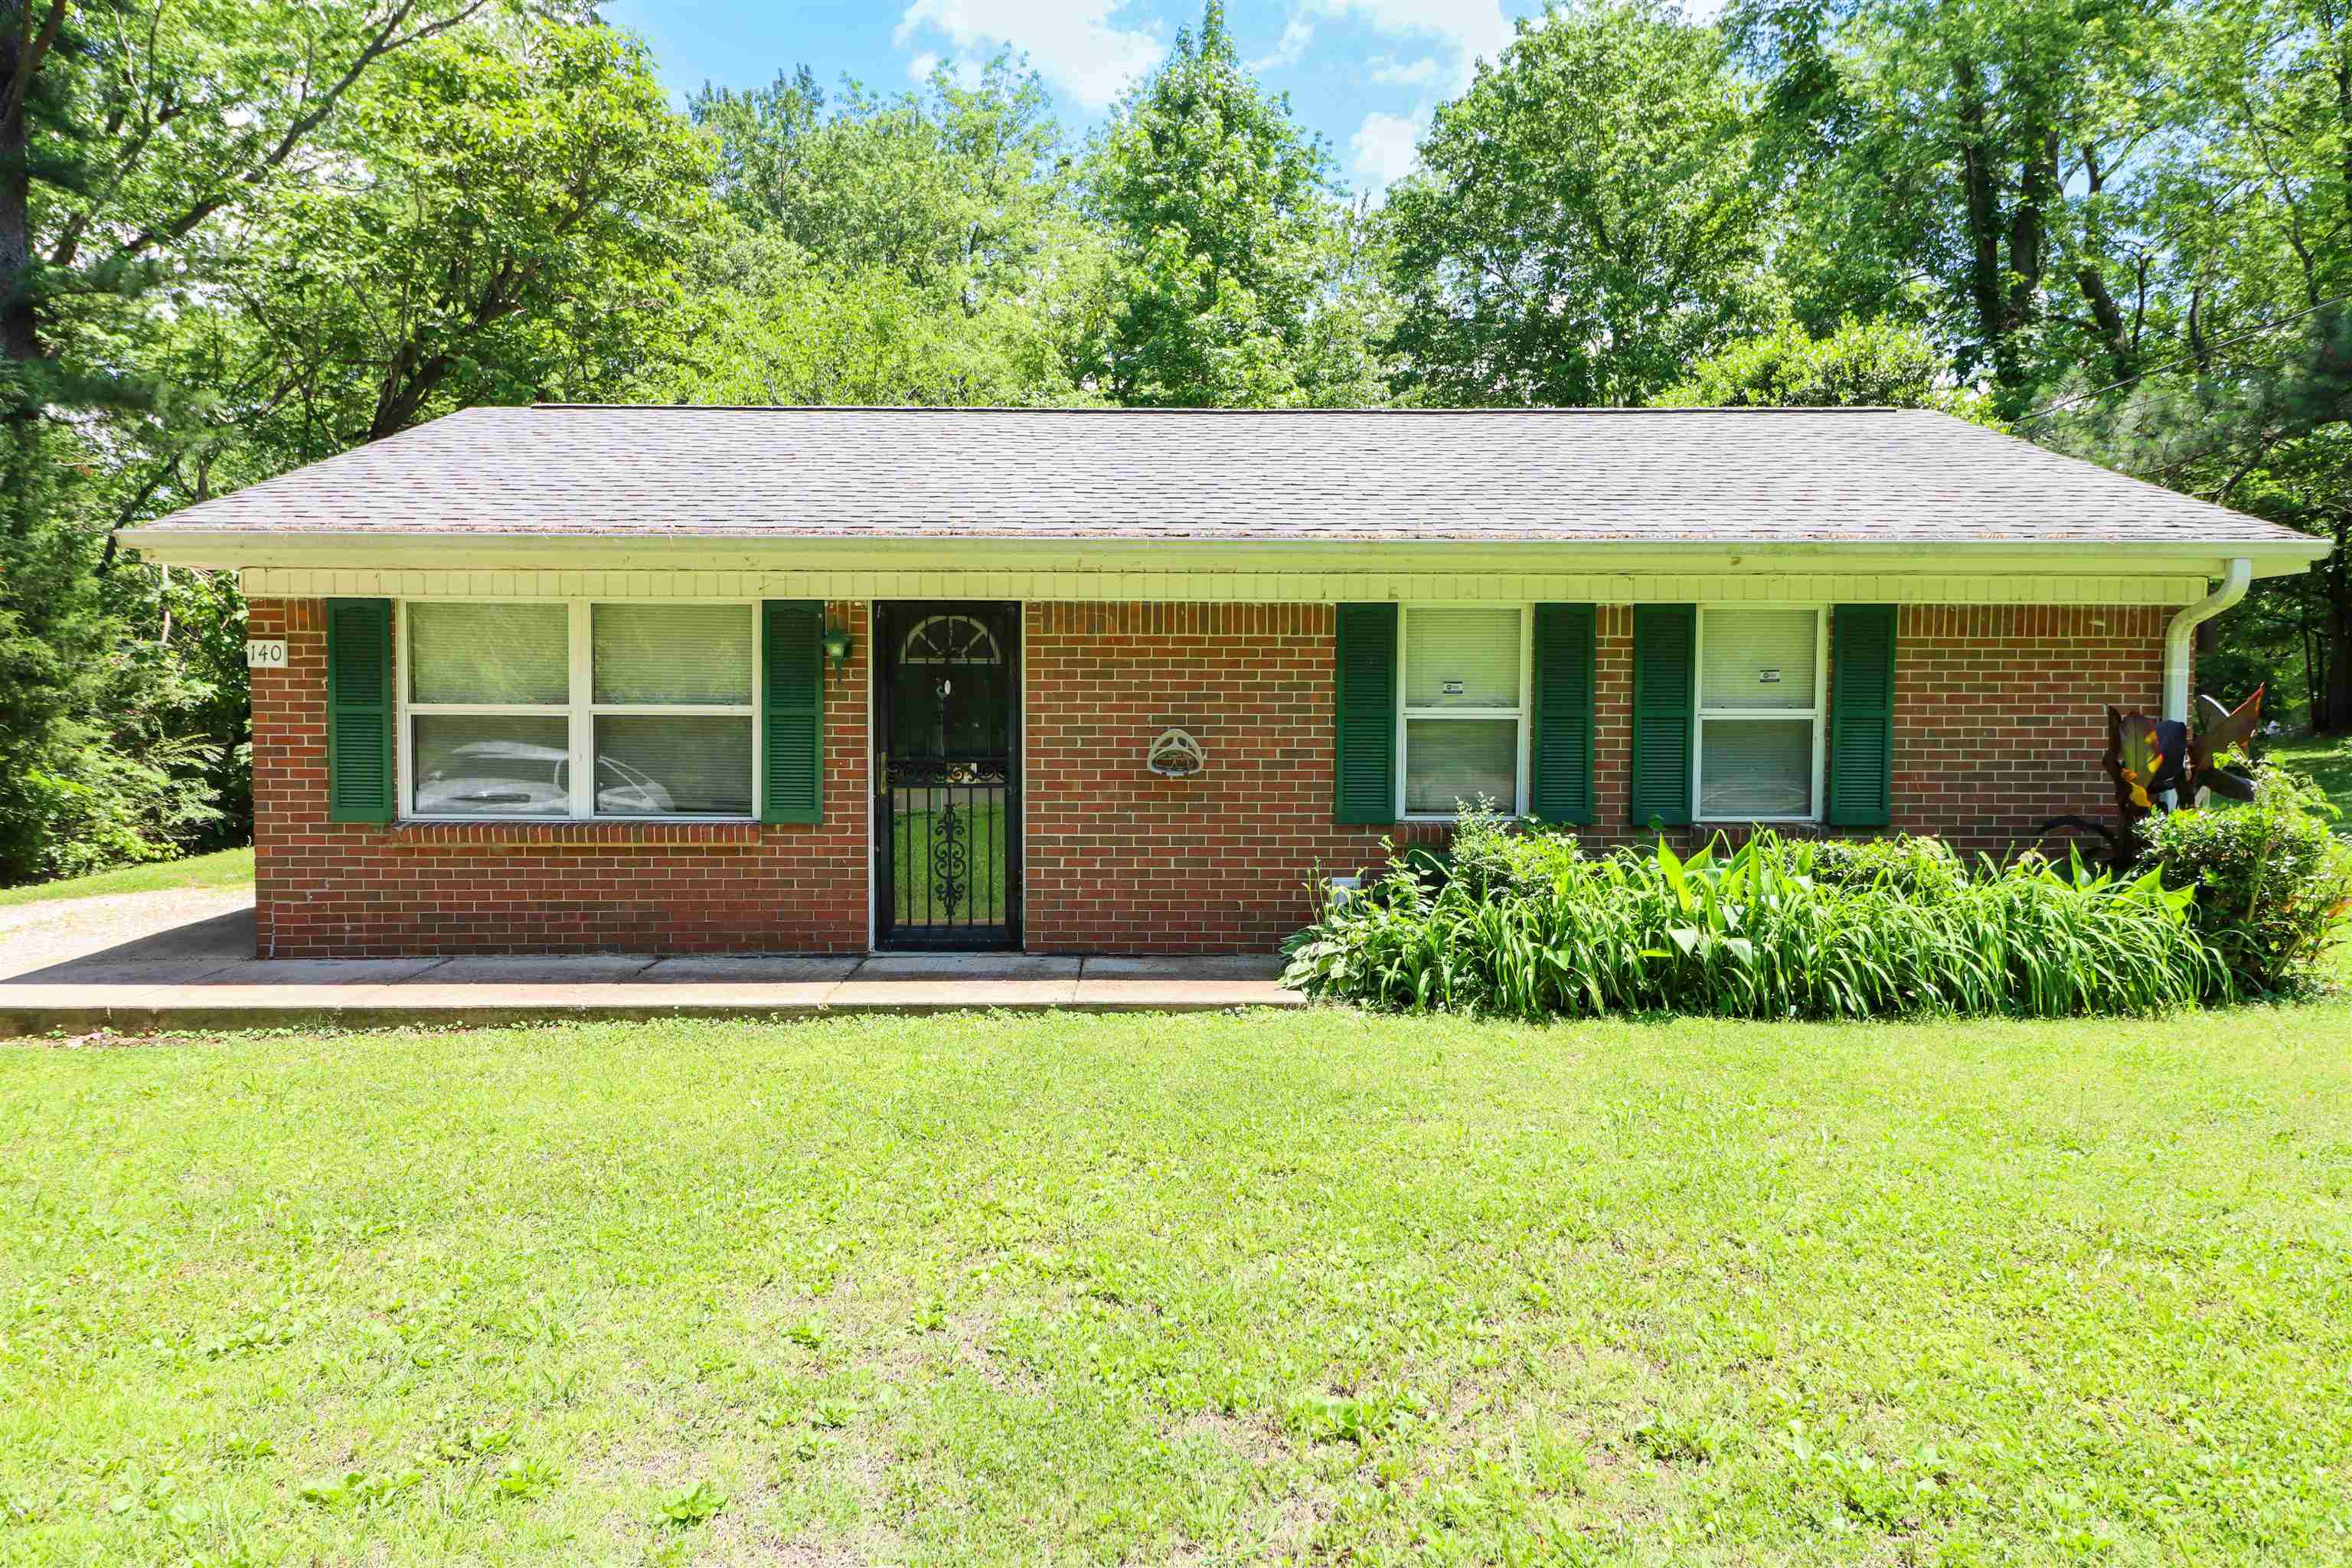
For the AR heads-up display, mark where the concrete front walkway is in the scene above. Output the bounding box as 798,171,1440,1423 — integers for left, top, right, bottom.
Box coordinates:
0,895,1303,1036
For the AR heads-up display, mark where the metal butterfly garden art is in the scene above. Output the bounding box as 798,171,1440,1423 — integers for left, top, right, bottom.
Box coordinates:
2047,688,2265,867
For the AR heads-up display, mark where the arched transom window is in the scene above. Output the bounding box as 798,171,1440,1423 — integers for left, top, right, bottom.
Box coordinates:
900,613,1004,666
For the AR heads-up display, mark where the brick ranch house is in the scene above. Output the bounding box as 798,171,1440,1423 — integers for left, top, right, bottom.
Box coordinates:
123,405,2324,959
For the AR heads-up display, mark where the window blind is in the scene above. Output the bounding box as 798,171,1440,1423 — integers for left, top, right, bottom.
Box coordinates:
407,603,569,705
412,714,570,815
595,715,754,816
1697,717,1814,818
1700,609,1818,711
1404,718,1517,814
593,604,755,705
1404,608,1520,709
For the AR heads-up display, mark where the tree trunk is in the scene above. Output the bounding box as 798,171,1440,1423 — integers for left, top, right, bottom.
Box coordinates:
2325,596,2352,734
2326,519,2352,733
0,1,41,368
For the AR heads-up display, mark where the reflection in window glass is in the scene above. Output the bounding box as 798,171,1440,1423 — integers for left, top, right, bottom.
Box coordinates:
593,604,755,705
412,714,570,815
407,603,569,704
593,716,753,816
1405,719,1517,815
1698,718,1814,818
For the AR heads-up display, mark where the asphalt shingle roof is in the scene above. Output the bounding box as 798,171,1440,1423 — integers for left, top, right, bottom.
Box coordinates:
126,404,2318,549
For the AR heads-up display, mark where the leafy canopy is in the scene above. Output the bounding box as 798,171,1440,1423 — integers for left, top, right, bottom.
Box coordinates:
1383,0,1781,407
1072,2,1382,407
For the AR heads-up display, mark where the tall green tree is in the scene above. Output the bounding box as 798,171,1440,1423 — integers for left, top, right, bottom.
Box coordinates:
665,56,1086,407
1,0,514,880
1072,2,1382,407
1382,0,1780,407
1734,0,2189,414
1654,316,1984,411
693,57,1067,309
201,21,710,456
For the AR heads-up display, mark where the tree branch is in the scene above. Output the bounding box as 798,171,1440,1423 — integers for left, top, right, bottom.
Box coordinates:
104,0,492,266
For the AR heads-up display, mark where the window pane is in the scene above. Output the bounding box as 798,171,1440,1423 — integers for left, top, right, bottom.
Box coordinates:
593,603,754,705
1406,719,1517,814
593,716,753,816
408,603,568,704
1699,719,1814,818
413,714,570,815
1405,608,1520,709
1700,609,1817,710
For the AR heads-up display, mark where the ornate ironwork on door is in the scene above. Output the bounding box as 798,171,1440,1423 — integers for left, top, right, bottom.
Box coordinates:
875,603,1020,949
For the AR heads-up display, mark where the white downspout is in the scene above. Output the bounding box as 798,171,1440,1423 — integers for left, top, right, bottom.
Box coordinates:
2164,557,2252,722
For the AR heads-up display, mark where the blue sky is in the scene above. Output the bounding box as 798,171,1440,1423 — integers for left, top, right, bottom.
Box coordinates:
602,0,1568,196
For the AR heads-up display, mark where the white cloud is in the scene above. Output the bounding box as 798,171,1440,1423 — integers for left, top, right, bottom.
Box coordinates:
1308,0,1511,92
1252,16,1315,71
1367,54,1439,86
894,0,1161,109
906,50,942,82
1349,109,1426,193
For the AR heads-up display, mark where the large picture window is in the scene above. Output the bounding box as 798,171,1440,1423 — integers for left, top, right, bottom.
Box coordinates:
1694,607,1825,822
1400,606,1527,817
402,601,757,819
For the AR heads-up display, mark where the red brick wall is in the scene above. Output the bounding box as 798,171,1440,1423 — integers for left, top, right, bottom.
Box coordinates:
1887,604,2164,848
247,598,870,958
246,596,2170,958
1018,601,2170,951
1570,604,2166,854
1021,603,1433,956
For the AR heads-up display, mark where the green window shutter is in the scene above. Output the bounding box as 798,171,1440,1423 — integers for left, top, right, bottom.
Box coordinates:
1826,605,1898,827
325,597,395,824
1628,605,1696,828
761,601,826,825
1333,602,1398,825
1529,603,1596,824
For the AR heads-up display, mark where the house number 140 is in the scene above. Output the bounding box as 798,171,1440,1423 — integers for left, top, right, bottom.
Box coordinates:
244,640,289,670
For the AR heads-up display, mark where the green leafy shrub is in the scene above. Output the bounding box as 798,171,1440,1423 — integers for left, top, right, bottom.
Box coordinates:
0,737,225,885
1286,809,2224,1020
2142,763,2352,993
1440,798,1586,900
1802,835,1965,897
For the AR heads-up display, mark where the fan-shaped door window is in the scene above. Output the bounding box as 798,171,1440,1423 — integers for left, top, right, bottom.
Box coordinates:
900,614,1004,666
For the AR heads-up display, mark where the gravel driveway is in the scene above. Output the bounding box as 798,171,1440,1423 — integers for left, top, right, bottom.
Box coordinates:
0,887,254,983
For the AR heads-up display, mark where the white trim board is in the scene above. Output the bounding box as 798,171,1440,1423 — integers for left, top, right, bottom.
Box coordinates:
243,567,2213,608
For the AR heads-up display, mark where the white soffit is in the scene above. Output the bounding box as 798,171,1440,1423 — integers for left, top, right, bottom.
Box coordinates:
239,567,2214,607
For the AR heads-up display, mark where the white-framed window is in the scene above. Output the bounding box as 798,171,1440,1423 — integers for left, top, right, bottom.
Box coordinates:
1398,605,1530,818
398,599,759,821
1694,606,1826,823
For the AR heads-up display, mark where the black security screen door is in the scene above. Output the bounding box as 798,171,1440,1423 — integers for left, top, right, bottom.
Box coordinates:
875,602,1021,949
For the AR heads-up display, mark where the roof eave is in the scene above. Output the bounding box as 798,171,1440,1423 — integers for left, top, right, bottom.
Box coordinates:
115,528,2331,582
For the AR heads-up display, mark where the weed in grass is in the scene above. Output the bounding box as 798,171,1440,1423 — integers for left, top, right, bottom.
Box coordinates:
650,1480,725,1527
493,1458,561,1501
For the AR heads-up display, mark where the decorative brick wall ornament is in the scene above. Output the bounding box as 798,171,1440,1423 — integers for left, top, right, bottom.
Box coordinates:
1147,728,1206,777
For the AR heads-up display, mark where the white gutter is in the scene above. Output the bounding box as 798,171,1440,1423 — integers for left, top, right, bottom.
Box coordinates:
2164,557,2252,721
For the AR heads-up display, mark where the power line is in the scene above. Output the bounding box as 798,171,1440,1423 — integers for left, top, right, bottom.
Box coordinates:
2018,292,2352,424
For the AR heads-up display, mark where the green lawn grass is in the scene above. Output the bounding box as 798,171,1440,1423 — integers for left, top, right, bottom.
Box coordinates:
2266,737,2352,829
0,846,253,910
889,799,1008,929
5,1008,2349,1565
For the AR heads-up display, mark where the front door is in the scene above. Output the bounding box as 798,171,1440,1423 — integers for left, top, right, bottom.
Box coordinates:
874,602,1021,950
